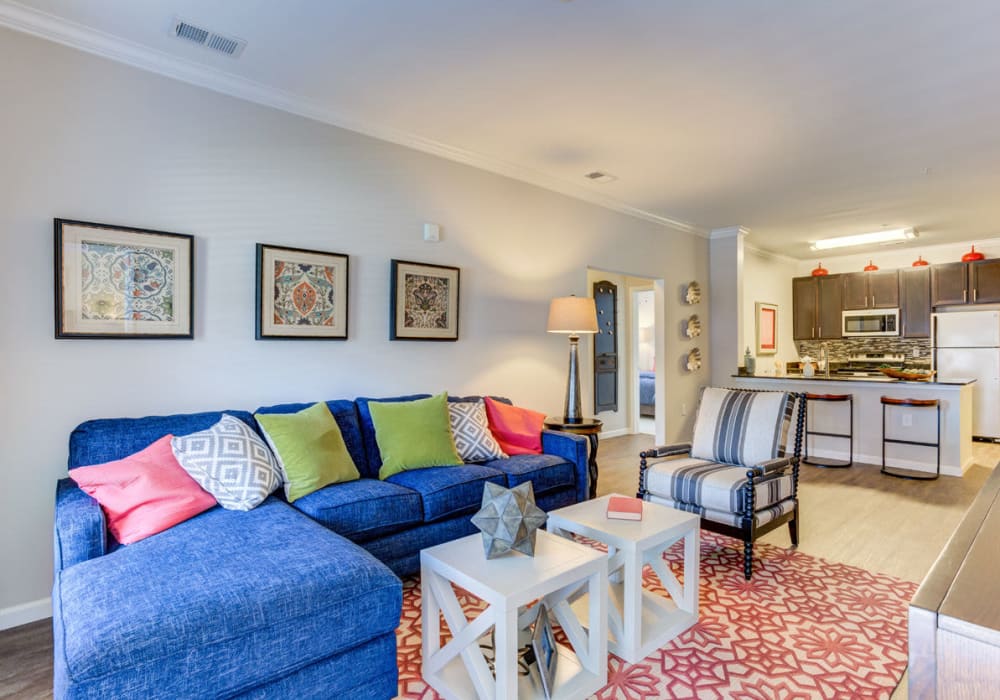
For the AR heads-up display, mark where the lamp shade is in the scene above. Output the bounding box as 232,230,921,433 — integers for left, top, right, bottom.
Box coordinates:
547,296,598,334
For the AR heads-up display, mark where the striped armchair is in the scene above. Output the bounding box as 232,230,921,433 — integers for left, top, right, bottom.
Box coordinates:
637,387,806,579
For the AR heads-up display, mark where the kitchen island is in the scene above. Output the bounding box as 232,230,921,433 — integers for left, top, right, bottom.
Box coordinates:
730,374,975,477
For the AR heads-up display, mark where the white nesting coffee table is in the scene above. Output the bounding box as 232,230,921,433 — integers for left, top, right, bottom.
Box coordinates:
546,494,699,663
421,529,608,700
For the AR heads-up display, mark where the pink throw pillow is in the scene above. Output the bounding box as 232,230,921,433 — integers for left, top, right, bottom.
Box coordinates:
69,435,217,544
483,397,545,455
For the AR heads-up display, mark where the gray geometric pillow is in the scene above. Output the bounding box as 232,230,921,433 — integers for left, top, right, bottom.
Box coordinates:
171,414,281,511
448,400,507,463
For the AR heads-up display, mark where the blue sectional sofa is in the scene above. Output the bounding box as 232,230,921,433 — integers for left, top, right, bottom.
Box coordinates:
53,395,588,699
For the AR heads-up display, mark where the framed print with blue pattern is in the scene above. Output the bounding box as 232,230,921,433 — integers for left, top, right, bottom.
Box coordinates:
390,259,460,341
256,243,349,340
54,219,194,339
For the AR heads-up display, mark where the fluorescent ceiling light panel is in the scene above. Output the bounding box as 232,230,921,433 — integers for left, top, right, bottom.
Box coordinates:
811,228,916,251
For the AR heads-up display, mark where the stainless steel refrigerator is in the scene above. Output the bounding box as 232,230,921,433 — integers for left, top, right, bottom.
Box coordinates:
933,310,1000,440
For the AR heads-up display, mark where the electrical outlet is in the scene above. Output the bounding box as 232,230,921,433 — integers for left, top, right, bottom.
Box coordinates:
912,348,920,358
681,403,687,417
902,413,913,427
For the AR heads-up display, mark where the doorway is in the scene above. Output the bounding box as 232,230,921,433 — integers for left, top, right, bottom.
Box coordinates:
632,287,656,435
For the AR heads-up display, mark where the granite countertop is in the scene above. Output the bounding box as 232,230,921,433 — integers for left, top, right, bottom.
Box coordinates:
731,374,976,385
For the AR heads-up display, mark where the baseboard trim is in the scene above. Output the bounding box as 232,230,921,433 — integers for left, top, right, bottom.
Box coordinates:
599,428,628,439
0,597,51,631
804,447,963,478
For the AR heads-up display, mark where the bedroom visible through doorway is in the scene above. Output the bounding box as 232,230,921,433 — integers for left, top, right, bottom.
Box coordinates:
634,288,656,436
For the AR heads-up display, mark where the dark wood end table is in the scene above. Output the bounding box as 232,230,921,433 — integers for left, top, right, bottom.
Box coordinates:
543,417,603,499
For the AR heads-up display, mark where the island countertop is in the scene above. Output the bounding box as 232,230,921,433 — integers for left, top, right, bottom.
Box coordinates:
728,374,975,477
730,374,976,386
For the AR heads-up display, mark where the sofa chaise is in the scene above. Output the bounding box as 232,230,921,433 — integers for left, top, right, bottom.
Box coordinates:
53,394,588,699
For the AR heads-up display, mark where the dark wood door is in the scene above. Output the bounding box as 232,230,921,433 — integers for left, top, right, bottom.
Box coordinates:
592,281,618,414
816,274,843,339
900,267,931,338
792,276,817,340
868,270,899,308
970,259,1000,304
842,272,869,310
931,262,969,306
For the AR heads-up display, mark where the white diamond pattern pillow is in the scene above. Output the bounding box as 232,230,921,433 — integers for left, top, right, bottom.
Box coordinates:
171,414,281,511
448,400,507,462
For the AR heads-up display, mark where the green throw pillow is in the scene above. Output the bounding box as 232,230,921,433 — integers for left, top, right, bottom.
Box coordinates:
370,393,463,480
255,402,360,502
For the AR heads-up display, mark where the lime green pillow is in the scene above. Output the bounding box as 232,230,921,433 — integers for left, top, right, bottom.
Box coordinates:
254,402,360,502
370,393,463,480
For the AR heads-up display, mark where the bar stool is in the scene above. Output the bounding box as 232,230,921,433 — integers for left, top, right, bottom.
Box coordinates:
880,397,940,481
802,393,853,468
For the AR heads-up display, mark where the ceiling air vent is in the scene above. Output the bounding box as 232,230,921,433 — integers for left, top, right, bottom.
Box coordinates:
171,18,247,58
584,171,618,184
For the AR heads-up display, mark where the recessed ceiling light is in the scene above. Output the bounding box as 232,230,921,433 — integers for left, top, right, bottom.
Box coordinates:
584,171,617,184
811,228,916,251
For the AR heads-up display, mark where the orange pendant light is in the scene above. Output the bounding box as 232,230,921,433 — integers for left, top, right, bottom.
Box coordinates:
811,262,829,276
863,259,879,271
912,256,929,267
962,245,985,262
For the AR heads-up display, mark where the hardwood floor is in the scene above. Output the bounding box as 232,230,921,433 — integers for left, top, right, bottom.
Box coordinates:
1,438,994,699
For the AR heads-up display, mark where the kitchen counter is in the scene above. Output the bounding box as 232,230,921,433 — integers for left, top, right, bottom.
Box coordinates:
731,374,976,385
730,375,974,477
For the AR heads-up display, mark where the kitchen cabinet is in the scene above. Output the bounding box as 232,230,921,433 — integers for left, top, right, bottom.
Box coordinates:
792,275,842,340
931,260,1000,306
900,267,931,338
842,270,899,310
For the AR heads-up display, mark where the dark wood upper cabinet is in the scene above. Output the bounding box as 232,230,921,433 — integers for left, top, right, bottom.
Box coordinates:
931,262,969,306
970,259,1000,304
792,276,818,340
869,270,900,308
900,267,931,338
842,270,898,309
816,274,843,339
842,273,869,310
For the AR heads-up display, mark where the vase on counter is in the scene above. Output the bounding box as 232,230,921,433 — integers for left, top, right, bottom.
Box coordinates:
801,356,815,377
744,347,756,375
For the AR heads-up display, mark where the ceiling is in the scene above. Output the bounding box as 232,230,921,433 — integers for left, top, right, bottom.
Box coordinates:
5,0,1000,258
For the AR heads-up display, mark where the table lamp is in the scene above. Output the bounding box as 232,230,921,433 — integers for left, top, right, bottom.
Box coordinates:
547,295,599,423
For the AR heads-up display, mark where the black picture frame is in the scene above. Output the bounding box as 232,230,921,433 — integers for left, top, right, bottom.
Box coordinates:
54,218,194,339
255,243,349,340
530,603,558,699
389,259,460,341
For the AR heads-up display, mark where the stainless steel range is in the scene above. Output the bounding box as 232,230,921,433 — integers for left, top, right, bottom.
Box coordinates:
835,353,906,376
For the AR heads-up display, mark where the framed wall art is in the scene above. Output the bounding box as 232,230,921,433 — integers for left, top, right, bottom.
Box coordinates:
756,301,778,355
390,259,460,341
54,218,193,339
256,244,349,340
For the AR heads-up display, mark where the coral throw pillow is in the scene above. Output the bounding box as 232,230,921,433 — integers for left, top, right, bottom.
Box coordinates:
483,397,545,455
69,435,216,544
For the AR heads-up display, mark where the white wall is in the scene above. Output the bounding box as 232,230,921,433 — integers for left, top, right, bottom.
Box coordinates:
0,28,708,622
742,246,798,374
709,230,744,385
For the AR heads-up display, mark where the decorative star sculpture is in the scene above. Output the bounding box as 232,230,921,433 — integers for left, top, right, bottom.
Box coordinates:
471,481,548,559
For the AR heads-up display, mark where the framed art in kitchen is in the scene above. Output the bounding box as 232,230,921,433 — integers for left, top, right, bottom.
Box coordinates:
256,244,349,340
755,301,778,355
390,259,460,341
54,218,194,339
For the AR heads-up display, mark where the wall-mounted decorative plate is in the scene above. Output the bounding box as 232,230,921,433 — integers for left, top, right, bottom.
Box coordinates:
686,348,702,372
685,281,702,305
685,314,702,338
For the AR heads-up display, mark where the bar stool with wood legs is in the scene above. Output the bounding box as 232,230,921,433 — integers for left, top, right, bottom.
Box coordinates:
802,393,853,468
880,396,941,480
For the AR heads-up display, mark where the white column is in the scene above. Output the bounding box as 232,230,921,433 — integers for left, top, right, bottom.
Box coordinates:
709,226,750,385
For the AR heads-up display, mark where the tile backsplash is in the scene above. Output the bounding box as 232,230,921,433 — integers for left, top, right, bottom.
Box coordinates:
797,337,931,363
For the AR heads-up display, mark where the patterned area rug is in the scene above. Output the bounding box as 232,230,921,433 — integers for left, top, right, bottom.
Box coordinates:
396,531,916,699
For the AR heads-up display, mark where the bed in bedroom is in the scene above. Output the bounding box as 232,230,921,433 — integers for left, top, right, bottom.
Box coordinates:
639,370,655,417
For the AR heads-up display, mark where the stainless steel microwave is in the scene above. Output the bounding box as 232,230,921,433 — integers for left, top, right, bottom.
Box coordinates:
842,309,899,337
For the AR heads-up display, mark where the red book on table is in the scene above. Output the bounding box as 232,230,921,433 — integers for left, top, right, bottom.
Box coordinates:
607,496,643,521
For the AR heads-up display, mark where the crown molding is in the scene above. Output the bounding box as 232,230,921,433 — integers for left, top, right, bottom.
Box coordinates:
744,243,798,264
708,225,750,240
0,0,704,237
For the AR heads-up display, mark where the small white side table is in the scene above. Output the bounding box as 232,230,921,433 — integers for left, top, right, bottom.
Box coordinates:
421,530,608,700
547,494,699,663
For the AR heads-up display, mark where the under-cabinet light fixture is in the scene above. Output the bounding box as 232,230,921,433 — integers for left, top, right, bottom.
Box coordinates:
811,228,916,251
